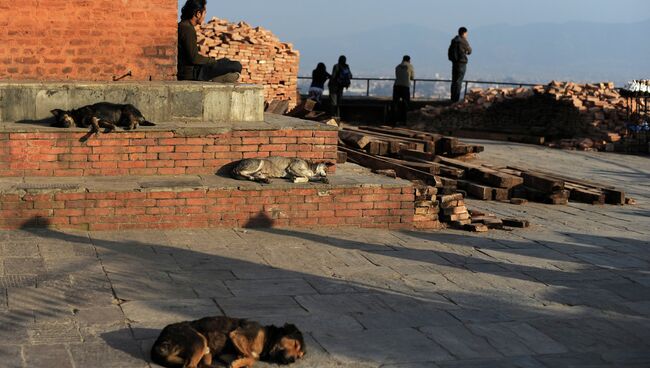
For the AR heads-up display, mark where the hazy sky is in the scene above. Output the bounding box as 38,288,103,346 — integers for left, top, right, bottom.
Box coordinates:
182,0,650,41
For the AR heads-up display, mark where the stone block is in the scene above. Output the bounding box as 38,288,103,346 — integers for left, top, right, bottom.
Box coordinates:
203,86,233,122
170,89,203,119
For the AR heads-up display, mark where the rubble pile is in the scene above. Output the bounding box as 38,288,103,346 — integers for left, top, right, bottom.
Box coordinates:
197,17,300,107
412,81,648,152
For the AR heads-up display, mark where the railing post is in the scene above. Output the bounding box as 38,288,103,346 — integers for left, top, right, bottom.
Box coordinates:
366,79,370,97
412,79,417,99
464,81,469,100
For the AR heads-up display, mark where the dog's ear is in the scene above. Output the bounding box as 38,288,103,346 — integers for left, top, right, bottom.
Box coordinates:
50,109,64,118
325,161,336,167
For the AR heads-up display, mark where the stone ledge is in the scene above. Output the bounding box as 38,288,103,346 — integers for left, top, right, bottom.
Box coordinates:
0,81,264,123
0,164,409,194
0,113,337,134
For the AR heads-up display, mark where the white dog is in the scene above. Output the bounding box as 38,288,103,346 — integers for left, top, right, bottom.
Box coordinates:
232,157,330,184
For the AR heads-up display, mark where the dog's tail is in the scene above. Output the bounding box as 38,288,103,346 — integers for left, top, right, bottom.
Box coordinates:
140,120,157,126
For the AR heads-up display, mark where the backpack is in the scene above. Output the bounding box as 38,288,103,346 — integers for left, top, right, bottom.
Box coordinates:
336,65,352,88
448,41,457,62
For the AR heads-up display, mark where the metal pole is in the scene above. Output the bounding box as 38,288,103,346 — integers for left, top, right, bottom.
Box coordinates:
412,80,417,99
464,81,469,100
366,79,370,97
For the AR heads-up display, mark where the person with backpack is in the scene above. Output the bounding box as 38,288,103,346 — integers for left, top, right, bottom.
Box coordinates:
178,0,242,82
308,62,331,104
393,55,415,125
328,55,353,119
448,27,472,103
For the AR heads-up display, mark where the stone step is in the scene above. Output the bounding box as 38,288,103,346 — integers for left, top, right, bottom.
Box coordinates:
0,81,264,124
0,114,337,177
0,164,431,231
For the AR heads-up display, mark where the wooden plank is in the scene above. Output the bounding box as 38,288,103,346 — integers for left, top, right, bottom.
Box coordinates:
439,129,546,145
507,165,625,204
565,183,606,205
458,180,492,200
524,187,570,205
502,219,530,228
399,149,435,161
336,151,347,164
348,127,428,150
492,187,510,201
359,126,419,138
522,172,565,193
341,147,442,186
382,157,441,175
438,157,524,188
367,141,389,156
339,130,374,149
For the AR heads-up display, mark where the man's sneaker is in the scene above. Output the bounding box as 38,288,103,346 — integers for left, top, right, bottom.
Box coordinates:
210,72,241,83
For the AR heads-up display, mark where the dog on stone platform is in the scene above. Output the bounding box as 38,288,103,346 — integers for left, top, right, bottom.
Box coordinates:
151,316,305,368
50,102,156,134
232,156,330,184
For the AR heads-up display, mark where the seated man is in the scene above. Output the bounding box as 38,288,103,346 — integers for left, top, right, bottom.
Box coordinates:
178,0,242,82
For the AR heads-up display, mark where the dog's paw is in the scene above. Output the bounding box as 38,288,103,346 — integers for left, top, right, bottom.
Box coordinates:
321,177,330,184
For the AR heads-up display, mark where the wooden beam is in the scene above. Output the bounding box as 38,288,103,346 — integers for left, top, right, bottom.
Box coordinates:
341,146,442,186
339,130,374,149
438,157,524,188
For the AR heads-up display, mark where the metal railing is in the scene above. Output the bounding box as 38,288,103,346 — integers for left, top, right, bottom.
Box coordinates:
298,76,538,99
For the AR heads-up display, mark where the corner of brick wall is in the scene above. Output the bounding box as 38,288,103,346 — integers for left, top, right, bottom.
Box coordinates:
0,0,177,81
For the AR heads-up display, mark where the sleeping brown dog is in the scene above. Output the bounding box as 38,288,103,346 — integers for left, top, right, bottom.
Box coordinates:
151,316,305,368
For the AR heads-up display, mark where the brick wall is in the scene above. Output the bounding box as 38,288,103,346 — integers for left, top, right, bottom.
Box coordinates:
0,186,416,231
0,129,338,177
0,0,177,81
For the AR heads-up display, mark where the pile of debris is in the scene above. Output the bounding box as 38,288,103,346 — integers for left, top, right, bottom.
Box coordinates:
338,125,629,231
197,17,300,107
411,81,648,153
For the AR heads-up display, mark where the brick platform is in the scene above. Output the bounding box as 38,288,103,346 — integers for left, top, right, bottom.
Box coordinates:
0,114,337,177
0,164,421,231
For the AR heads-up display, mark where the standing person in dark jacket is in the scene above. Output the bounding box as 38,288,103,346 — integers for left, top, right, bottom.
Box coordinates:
328,55,352,119
448,27,472,103
393,55,415,125
308,63,331,103
178,0,242,82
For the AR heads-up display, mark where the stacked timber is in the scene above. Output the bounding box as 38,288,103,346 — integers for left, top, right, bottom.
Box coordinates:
411,81,647,153
338,125,629,229
197,17,300,107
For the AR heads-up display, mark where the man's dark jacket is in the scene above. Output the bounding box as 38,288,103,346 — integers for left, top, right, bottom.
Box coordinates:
448,35,472,64
177,20,212,80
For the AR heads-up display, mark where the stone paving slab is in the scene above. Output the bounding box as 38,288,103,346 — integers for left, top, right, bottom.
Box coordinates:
0,142,649,367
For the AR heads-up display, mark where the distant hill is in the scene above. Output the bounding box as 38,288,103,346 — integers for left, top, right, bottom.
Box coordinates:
294,20,650,85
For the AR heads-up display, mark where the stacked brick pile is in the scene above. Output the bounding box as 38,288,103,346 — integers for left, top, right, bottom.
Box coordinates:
413,185,442,230
413,81,644,152
196,18,300,108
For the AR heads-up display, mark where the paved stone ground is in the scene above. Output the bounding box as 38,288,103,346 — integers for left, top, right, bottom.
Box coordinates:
1,142,649,367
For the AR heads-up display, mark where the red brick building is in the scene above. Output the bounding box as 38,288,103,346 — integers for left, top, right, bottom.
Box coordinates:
0,0,177,81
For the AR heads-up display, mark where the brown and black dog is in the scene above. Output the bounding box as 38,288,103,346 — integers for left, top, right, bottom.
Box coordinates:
50,102,156,134
151,316,305,368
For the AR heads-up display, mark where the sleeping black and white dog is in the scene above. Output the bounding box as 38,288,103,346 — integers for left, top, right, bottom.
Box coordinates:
50,102,156,134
